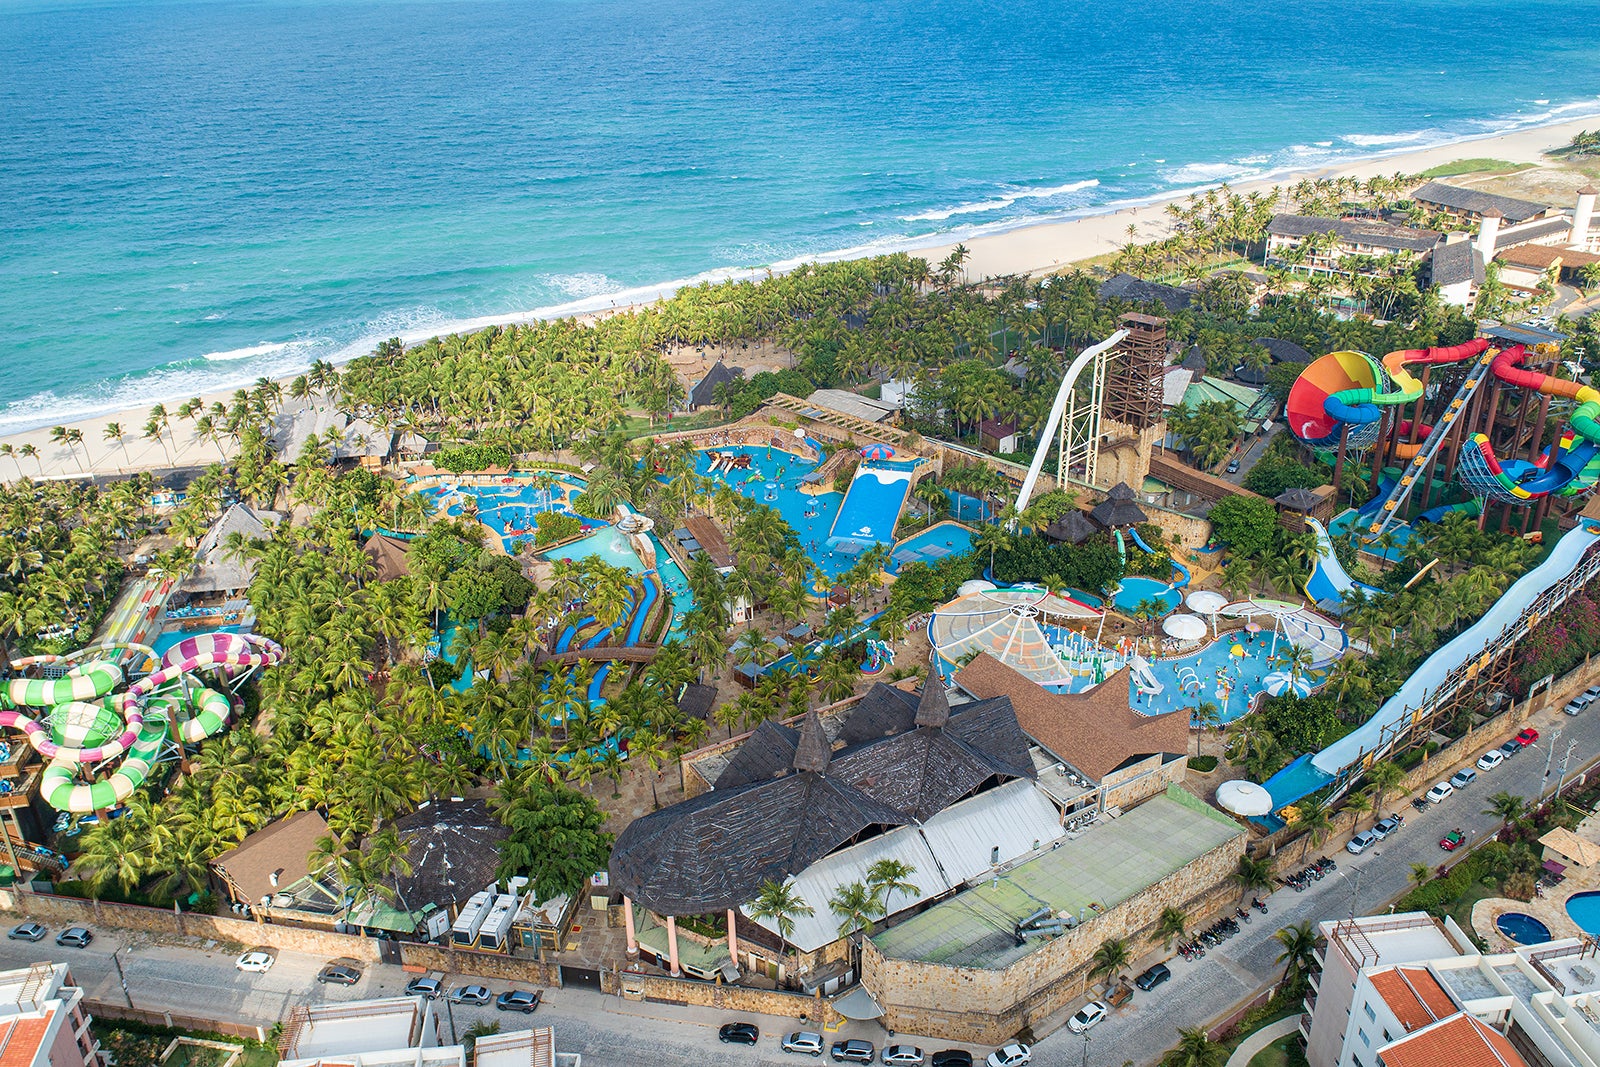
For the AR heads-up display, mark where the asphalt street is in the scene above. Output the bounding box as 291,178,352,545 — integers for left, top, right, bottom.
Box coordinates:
3,700,1597,1067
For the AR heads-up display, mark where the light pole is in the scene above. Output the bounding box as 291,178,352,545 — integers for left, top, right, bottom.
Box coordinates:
1557,738,1579,801
1543,729,1563,788
109,948,133,1009
1080,1033,1091,1067
1334,865,1365,922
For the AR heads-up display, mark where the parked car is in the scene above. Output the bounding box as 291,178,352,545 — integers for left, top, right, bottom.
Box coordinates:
449,985,492,1005
1477,750,1506,771
1449,768,1478,789
6,923,45,942
1440,829,1466,851
1068,1000,1109,1034
783,1033,826,1057
930,1052,973,1067
882,1046,925,1066
1226,460,1241,474
1584,685,1600,702
236,950,275,973
1373,814,1404,838
1499,740,1522,759
54,928,93,948
1517,728,1540,746
1426,782,1454,803
1566,698,1590,716
719,1023,760,1046
316,959,362,985
1346,830,1380,855
496,990,540,1014
832,1040,875,1064
404,977,442,999
985,1044,1032,1067
1134,962,1172,991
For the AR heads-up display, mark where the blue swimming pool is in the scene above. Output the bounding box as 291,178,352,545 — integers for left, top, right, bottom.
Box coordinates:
829,466,914,553
415,474,590,553
542,528,694,640
690,445,861,580
1567,892,1600,937
1112,576,1182,616
1137,630,1321,723
1497,912,1551,945
888,522,975,574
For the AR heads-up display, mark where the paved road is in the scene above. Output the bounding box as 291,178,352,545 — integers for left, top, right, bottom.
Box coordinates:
1222,426,1280,487
5,703,1597,1067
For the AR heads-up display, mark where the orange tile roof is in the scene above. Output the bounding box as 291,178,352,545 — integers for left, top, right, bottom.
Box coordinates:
1378,1013,1527,1067
0,1011,54,1067
1369,967,1455,1032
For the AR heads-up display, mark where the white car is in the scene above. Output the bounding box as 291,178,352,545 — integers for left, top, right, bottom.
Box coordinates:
1067,1001,1108,1034
986,1044,1032,1067
236,950,275,973
1477,750,1505,772
1426,781,1454,804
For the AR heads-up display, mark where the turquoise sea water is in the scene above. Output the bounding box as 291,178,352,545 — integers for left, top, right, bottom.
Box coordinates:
4,0,1600,432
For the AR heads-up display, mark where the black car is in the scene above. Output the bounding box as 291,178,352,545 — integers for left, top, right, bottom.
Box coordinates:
55,928,93,948
930,1053,973,1067
496,990,541,1013
719,1023,760,1045
831,1040,875,1064
7,923,46,942
316,961,363,985
1134,962,1171,991
1499,739,1522,760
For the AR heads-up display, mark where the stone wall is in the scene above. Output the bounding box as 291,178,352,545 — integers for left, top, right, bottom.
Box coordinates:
0,891,383,962
88,1000,269,1042
1142,505,1213,554
862,833,1247,1043
612,970,839,1028
1102,754,1188,812
399,942,559,985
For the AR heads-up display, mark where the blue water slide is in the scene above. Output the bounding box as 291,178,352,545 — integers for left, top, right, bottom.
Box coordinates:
1304,518,1382,611
1126,526,1188,587
1357,478,1396,520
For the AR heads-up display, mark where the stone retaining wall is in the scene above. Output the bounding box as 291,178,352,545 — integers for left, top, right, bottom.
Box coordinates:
613,970,839,1028
399,942,560,985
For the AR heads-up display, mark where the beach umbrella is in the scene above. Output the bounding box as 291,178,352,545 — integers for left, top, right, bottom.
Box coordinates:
858,444,895,461
1162,614,1207,642
793,427,807,439
1216,780,1274,817
1262,670,1312,698
1246,621,1262,634
1184,590,1226,615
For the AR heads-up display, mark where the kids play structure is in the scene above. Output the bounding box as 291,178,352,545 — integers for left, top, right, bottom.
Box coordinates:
0,632,283,813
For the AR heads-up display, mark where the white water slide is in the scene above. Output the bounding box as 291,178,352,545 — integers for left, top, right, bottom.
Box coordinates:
1014,330,1129,513
1311,521,1600,777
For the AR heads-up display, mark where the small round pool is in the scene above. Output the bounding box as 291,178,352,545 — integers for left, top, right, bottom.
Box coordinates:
1112,576,1182,616
1568,891,1600,936
1496,912,1552,945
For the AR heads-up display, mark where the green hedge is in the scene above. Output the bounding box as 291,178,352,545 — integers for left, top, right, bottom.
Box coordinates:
1188,755,1219,773
436,443,513,472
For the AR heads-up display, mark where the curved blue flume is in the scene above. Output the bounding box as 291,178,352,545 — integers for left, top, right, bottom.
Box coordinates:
1126,526,1189,587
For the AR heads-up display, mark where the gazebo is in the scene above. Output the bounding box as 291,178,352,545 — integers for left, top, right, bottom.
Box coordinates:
1042,510,1101,545
1090,483,1148,529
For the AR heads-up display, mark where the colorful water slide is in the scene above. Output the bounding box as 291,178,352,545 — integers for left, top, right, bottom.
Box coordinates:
1264,520,1600,807
1113,529,1127,568
1127,526,1190,586
1416,499,1482,525
1304,518,1381,611
39,701,169,812
1455,344,1600,504
827,466,913,554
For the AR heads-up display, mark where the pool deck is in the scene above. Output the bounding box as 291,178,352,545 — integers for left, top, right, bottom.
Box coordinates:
1472,858,1600,950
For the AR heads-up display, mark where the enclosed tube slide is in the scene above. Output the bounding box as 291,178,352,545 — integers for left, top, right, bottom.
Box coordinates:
1126,526,1190,586
1455,345,1600,503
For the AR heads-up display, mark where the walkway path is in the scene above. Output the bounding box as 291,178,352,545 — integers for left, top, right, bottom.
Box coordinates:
1225,1017,1299,1067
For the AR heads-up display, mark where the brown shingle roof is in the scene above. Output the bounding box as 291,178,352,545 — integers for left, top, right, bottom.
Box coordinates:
1498,243,1600,270
684,515,734,569
1412,180,1549,223
1377,1013,1527,1067
954,654,1188,782
211,810,330,903
363,533,412,582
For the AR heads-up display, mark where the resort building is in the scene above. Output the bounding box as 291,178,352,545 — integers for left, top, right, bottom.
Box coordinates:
954,653,1190,815
0,964,100,1067
1411,181,1553,226
1097,272,1194,312
177,502,277,606
472,1028,579,1067
860,787,1246,1043
270,398,394,468
610,683,1048,989
1301,911,1600,1067
212,809,331,917
803,388,900,425
1264,215,1442,271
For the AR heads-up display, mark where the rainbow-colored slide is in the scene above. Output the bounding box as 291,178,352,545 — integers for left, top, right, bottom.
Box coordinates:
1456,345,1600,503
1286,339,1491,456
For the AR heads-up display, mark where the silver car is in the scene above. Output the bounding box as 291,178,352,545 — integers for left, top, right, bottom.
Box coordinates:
783,1032,825,1057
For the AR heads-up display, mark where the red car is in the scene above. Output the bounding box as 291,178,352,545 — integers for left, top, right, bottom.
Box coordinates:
1440,830,1465,851
1516,729,1540,747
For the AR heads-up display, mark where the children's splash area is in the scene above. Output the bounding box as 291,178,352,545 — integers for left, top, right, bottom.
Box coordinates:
928,582,1347,725
412,473,592,553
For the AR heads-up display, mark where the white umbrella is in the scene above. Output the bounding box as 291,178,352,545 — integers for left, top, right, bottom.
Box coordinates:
1216,780,1274,817
1262,670,1312,698
1185,590,1227,615
1162,614,1207,641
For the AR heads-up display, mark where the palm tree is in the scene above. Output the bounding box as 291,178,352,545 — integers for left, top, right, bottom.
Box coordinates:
103,422,130,466
1190,700,1220,757
1410,862,1432,890
1088,938,1130,994
748,878,814,978
865,858,918,916
1296,803,1333,862
1230,854,1273,904
1364,759,1407,817
1160,1027,1227,1067
1273,920,1319,990
829,880,884,939
1484,791,1526,833
1155,906,1188,950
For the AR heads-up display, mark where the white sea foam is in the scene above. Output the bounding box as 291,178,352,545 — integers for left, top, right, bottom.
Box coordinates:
202,341,291,362
1160,161,1263,184
898,179,1099,222
1340,131,1429,147
540,272,623,299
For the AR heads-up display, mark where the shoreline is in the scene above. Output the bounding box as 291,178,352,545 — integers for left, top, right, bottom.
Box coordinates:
5,113,1597,484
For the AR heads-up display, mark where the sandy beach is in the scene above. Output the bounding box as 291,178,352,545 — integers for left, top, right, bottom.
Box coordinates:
6,115,1595,486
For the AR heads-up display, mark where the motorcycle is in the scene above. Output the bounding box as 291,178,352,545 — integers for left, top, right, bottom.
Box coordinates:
1253,897,1268,914
1237,906,1251,925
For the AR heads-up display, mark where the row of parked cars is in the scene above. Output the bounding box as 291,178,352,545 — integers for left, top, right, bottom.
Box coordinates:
720,1027,1030,1067
241,952,538,1011
1565,685,1600,716
8,923,92,947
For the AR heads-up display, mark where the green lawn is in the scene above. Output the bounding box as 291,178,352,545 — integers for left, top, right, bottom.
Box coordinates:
1449,878,1499,934
1418,159,1534,178
1249,1035,1310,1067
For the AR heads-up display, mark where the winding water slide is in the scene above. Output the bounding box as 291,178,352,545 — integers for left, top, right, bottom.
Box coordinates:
1264,520,1600,807
1304,517,1382,610
1456,344,1600,503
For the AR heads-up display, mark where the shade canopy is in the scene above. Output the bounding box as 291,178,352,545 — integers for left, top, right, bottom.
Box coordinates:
1262,671,1312,698
1185,590,1227,615
859,444,896,460
1216,779,1274,816
833,986,886,1020
1162,614,1208,641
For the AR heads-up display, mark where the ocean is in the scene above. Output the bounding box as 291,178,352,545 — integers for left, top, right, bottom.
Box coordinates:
3,0,1600,433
